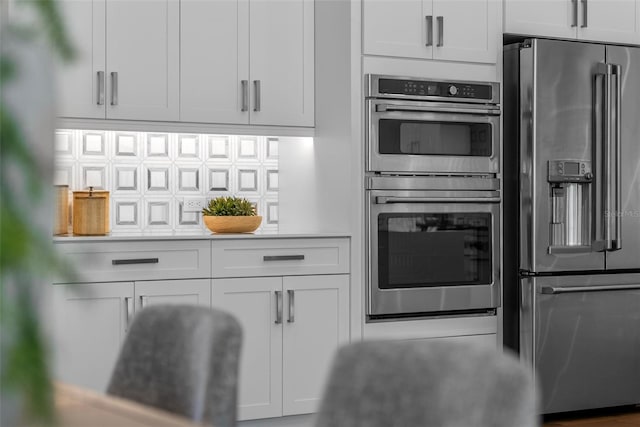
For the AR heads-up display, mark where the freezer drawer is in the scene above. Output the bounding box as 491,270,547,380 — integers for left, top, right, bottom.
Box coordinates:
523,274,640,414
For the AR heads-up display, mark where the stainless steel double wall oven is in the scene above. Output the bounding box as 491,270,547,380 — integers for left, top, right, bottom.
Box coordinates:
365,75,502,320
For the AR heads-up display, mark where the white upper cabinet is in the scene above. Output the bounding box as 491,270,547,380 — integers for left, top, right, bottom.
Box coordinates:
180,0,314,127
180,0,249,125
504,0,640,45
363,0,500,64
105,0,179,121
57,0,180,121
56,0,106,119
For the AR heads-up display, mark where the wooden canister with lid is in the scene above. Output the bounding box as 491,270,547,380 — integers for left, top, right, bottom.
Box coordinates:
72,187,110,235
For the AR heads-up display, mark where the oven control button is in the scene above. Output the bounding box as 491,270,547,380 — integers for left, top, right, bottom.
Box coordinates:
448,85,458,96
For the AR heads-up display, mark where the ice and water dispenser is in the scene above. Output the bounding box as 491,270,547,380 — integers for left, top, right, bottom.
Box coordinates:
548,160,593,249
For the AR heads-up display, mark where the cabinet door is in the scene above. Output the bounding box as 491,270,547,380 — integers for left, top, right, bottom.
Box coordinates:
180,0,249,124
212,277,283,421
134,279,211,311
503,0,578,39
249,0,314,127
56,0,106,118
105,0,179,121
579,0,639,44
432,0,499,64
362,0,433,59
51,282,133,392
282,275,349,416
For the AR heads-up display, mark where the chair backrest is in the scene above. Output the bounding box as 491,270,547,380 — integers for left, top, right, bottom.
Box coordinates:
315,340,539,427
107,304,242,427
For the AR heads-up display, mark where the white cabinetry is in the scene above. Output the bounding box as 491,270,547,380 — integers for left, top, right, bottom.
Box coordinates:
211,238,350,421
51,281,132,392
51,240,211,392
363,0,500,64
56,0,179,120
504,0,640,45
51,278,210,392
180,0,314,127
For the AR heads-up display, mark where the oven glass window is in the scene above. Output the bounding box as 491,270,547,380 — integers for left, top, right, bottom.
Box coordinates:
377,213,492,288
378,119,492,156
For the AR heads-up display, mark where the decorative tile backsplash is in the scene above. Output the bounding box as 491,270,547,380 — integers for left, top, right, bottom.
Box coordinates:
54,130,279,234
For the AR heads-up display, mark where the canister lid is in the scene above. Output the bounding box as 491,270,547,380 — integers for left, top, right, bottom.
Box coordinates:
73,186,110,198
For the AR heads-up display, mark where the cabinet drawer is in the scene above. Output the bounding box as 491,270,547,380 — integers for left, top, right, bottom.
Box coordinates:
55,240,211,283
211,238,350,278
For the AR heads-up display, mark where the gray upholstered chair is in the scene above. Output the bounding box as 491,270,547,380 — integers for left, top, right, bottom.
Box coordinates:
315,340,539,427
107,304,242,427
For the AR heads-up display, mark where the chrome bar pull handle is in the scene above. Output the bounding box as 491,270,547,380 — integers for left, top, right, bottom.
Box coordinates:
97,71,105,105
241,80,248,112
287,290,295,323
425,16,433,47
112,258,159,265
275,290,283,324
571,0,578,27
436,16,444,47
613,63,622,250
263,255,305,262
111,72,118,106
541,284,640,294
124,297,133,331
253,80,261,112
139,295,146,310
581,0,588,28
597,63,613,250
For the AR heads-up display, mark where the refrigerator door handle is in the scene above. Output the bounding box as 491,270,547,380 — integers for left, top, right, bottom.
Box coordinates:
612,63,622,250
592,64,608,252
594,63,621,251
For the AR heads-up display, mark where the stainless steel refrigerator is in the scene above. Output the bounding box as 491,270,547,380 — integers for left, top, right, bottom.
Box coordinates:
504,38,640,414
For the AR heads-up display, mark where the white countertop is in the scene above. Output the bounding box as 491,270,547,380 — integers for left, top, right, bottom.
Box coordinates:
53,230,351,243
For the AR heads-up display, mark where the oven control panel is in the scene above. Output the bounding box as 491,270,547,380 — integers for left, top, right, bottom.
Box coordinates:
373,76,495,102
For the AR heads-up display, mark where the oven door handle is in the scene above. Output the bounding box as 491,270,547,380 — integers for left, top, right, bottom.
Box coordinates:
375,103,501,116
376,196,501,204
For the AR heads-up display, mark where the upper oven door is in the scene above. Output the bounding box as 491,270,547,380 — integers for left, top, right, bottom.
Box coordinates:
367,99,501,174
367,190,501,317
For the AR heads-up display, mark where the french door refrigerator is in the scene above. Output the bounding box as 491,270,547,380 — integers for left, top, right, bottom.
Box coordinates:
504,38,640,414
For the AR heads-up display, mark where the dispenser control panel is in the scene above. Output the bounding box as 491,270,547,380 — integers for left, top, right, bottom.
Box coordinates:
548,160,592,183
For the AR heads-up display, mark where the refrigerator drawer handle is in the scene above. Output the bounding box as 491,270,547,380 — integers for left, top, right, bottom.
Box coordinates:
541,284,640,294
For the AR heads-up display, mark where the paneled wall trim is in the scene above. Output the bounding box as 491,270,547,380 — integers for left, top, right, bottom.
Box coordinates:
55,130,279,234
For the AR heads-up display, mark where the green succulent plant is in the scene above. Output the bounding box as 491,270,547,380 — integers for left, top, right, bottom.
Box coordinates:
202,196,257,216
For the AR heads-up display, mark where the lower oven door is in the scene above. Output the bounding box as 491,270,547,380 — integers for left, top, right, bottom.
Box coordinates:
367,190,501,318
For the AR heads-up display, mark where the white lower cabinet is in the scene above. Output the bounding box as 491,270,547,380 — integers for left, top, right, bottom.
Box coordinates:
51,279,211,392
212,274,350,421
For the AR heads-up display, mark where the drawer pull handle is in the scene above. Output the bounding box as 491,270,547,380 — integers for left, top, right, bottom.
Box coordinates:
263,255,305,262
112,258,159,265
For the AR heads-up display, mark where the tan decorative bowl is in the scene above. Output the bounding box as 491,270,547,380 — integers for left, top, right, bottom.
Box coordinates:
203,215,262,233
